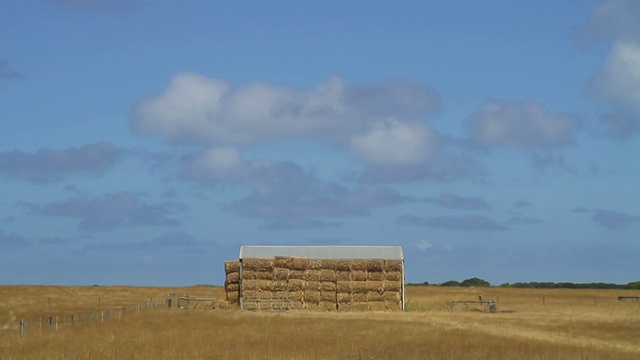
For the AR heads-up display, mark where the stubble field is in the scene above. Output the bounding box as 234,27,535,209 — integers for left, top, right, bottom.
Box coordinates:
1,285,639,359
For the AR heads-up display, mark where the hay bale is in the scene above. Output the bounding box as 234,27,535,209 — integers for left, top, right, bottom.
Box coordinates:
366,259,384,272
335,260,351,271
307,259,323,270
320,269,336,282
320,291,336,303
385,271,402,282
243,280,274,292
273,280,288,292
227,291,239,303
386,301,402,310
383,260,403,272
289,270,306,280
367,292,384,302
350,260,368,271
319,302,337,311
307,270,322,281
274,256,293,269
370,302,387,311
273,268,289,280
352,270,367,281
226,282,239,293
352,293,367,302
367,271,384,281
337,293,351,304
351,302,370,311
226,271,240,283
384,280,401,292
243,258,274,272
383,291,400,302
321,281,336,292
336,281,351,293
367,281,384,293
225,260,240,273
290,257,309,270
243,280,259,291
336,270,351,281
243,289,258,298
352,282,368,294
242,270,258,280
254,271,274,281
288,279,305,291
304,280,321,291
305,303,322,311
319,259,337,270
304,291,321,304
337,303,352,311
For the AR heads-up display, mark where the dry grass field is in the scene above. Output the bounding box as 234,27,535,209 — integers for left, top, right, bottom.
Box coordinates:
1,285,639,359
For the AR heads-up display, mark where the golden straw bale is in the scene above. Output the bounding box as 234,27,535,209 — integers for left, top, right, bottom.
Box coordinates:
352,270,367,281
274,256,293,269
370,302,387,311
352,293,367,302
367,292,384,302
385,271,402,282
366,259,384,272
290,290,304,302
337,293,351,304
288,279,305,291
386,302,402,310
336,281,351,293
273,268,289,280
352,302,370,311
225,260,240,273
367,281,384,293
255,280,274,291
320,269,336,282
242,270,258,280
304,291,321,304
384,280,401,292
337,303,352,311
226,272,240,283
289,270,306,280
321,281,336,292
243,280,259,291
273,280,288,292
319,259,337,270
306,270,321,281
367,271,384,281
383,291,400,302
243,258,274,271
254,271,274,280
335,260,351,271
350,260,368,271
320,302,337,311
305,303,322,311
290,257,309,270
383,260,403,272
336,270,351,281
320,291,336,303
243,289,258,298
305,280,321,291
226,282,239,293
227,291,239,303
307,259,323,270
352,282,368,294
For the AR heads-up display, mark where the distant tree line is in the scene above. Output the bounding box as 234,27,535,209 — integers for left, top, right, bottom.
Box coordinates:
407,279,640,289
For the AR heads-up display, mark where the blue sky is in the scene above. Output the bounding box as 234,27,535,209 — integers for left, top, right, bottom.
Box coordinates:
1,0,639,286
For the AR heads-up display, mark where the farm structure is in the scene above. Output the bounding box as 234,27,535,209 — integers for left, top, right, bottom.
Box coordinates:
224,246,405,311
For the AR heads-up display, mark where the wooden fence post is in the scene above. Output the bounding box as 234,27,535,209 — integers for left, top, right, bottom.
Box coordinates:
542,296,546,306
48,316,52,330
20,320,26,334
71,314,75,325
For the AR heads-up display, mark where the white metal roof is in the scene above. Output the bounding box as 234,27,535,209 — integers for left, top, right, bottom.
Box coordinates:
239,245,404,260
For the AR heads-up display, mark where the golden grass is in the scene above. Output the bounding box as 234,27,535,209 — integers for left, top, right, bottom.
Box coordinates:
1,285,639,359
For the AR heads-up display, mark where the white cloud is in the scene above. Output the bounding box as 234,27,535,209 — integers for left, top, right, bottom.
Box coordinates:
415,240,433,251
589,41,640,110
350,120,436,165
465,99,578,148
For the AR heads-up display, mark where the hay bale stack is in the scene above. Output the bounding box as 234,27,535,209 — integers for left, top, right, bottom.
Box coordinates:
224,260,240,305
225,260,240,273
273,280,288,292
385,271,402,282
335,260,351,271
320,302,337,311
288,279,305,291
370,302,387,311
319,269,336,282
274,256,293,269
243,280,274,292
352,282,368,294
366,259,384,272
307,270,321,281
383,291,400,302
367,281,384,293
367,271,384,281
352,270,367,281
290,257,308,270
225,282,239,293
305,280,321,291
336,281,351,294
307,259,323,270
320,281,336,292
337,293,351,304
304,291,321,304
336,270,351,281
352,293,366,302
243,270,273,280
227,291,239,303
243,258,274,272
321,291,336,303
273,268,289,280
227,271,240,283
289,270,306,280
319,259,337,270
384,260,403,272
337,303,352,311
367,292,384,302
351,302,370,311
351,260,367,271
384,280,401,292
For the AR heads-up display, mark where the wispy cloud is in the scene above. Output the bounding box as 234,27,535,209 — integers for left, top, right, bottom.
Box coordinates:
396,214,508,231
572,207,640,228
421,192,490,210
0,231,32,250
